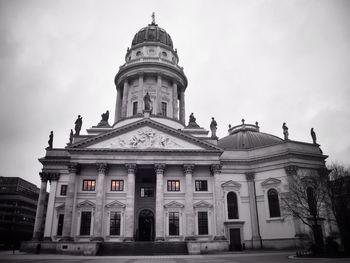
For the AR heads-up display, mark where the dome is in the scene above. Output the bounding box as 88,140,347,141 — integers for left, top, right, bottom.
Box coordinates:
218,123,283,150
131,22,173,49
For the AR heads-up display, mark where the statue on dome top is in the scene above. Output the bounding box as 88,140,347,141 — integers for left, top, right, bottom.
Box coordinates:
151,12,156,25
47,131,53,149
311,128,317,144
282,122,289,140
74,115,83,136
210,117,218,139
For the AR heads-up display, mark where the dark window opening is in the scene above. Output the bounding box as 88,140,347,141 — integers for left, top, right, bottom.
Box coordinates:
110,211,121,235
268,188,281,218
161,102,167,116
82,180,95,191
80,211,91,235
195,180,208,191
167,180,180,191
198,211,208,235
140,187,153,197
57,214,64,236
133,101,138,115
307,187,317,217
227,192,239,219
169,212,179,236
60,185,67,196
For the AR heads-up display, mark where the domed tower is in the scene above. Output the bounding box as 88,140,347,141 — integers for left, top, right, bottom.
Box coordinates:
114,14,188,127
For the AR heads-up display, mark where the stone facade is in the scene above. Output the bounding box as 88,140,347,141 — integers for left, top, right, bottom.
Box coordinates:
30,18,336,255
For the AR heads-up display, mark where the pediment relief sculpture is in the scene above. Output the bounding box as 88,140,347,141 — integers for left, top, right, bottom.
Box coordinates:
221,180,242,191
164,201,184,208
76,200,95,208
193,200,213,208
261,177,282,187
105,200,126,208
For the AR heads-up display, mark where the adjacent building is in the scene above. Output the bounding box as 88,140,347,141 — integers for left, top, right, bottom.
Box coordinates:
30,17,334,254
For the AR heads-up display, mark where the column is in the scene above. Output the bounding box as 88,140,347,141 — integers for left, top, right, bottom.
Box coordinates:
138,73,144,113
172,82,178,119
155,163,165,241
92,163,108,241
184,164,195,239
246,172,262,248
43,173,60,240
121,80,129,118
33,172,49,241
179,90,185,124
114,88,122,123
62,163,79,241
124,163,136,241
156,73,162,115
212,164,225,239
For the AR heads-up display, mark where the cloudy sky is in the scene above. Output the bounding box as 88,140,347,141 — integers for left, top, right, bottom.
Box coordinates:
0,0,349,187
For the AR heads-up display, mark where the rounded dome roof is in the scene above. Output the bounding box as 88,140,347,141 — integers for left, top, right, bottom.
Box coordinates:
218,123,283,150
131,22,173,49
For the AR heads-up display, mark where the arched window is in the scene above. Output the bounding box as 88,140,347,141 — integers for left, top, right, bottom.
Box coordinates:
307,187,317,217
227,192,238,219
268,188,281,218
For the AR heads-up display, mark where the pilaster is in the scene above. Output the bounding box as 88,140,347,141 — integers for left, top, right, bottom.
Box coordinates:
114,88,122,123
172,82,178,119
62,162,80,241
211,164,225,239
92,163,108,241
155,163,165,241
156,73,162,115
179,90,185,124
33,172,49,241
124,163,136,241
121,80,129,118
138,73,144,113
184,164,195,239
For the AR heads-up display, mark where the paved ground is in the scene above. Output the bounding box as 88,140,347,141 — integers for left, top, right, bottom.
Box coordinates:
0,251,349,263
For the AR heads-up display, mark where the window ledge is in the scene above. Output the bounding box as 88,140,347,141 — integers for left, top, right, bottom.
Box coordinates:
266,217,284,222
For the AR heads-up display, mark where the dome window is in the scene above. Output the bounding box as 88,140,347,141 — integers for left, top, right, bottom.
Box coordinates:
162,51,167,57
136,51,143,57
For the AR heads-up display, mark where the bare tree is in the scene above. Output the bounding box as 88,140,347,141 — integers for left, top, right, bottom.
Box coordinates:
281,168,329,249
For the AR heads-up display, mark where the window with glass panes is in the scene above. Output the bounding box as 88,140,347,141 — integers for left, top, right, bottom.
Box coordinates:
198,211,208,235
80,211,92,235
167,180,180,191
82,180,95,191
111,180,124,191
133,101,138,115
169,212,179,235
60,185,67,196
161,102,167,116
110,211,121,235
195,180,208,191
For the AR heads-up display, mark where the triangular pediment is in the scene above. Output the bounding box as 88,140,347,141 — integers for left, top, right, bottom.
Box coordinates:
77,200,95,208
193,200,213,208
164,201,184,208
221,180,242,190
105,200,126,208
69,118,222,151
55,204,65,211
261,177,282,186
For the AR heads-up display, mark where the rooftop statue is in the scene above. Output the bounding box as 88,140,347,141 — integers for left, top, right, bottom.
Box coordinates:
101,110,109,122
69,129,73,144
187,113,200,128
96,110,111,128
47,131,53,149
311,128,317,144
74,115,83,136
210,117,218,139
143,92,152,112
282,122,289,140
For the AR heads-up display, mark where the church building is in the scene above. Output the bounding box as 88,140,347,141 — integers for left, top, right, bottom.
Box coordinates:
29,16,331,255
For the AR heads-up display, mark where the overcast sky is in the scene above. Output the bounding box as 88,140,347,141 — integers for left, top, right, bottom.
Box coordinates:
0,0,349,187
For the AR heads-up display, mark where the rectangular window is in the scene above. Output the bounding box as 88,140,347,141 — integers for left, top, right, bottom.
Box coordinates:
111,180,124,191
57,214,64,236
80,211,92,235
133,101,138,115
161,102,167,116
82,180,95,191
110,211,121,235
195,180,208,191
169,212,179,236
198,211,208,235
140,187,153,197
167,180,180,191
60,185,68,196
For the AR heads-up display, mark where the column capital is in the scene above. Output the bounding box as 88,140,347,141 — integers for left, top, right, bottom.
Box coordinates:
39,172,50,182
125,163,137,174
245,172,255,181
155,163,166,174
284,165,298,176
210,164,222,175
183,164,195,174
68,162,80,174
96,163,108,174
49,173,60,181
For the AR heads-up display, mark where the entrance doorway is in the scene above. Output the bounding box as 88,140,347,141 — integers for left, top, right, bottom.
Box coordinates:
138,209,154,241
229,228,242,251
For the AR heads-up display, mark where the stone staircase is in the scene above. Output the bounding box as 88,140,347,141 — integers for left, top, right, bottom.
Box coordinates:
97,241,188,256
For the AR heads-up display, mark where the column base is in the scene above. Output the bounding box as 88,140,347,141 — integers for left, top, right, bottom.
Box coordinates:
123,237,134,242
155,237,165,241
251,236,262,249
90,237,104,242
214,235,227,241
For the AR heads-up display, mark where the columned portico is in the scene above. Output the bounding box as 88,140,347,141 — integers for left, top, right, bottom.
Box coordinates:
43,173,60,240
155,163,165,241
62,163,80,241
92,163,108,241
184,164,195,239
212,164,225,239
33,172,49,241
124,163,136,241
245,172,262,248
